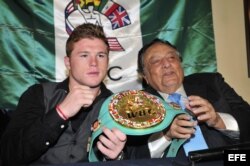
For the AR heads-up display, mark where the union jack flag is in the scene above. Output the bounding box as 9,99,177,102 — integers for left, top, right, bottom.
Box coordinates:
108,6,131,29
102,2,131,30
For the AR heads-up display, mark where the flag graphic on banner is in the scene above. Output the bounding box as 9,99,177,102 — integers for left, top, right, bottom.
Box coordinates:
0,0,216,111
65,0,129,51
100,1,131,29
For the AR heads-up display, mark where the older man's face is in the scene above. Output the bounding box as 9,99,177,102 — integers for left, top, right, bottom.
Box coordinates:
143,42,184,93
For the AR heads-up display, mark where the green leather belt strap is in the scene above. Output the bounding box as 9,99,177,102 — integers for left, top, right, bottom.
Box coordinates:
166,138,187,157
88,90,188,162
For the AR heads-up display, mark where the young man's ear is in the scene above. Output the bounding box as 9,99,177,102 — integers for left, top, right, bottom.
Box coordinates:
64,56,71,70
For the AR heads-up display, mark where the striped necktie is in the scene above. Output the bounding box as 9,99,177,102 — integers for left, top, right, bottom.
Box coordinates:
168,93,208,156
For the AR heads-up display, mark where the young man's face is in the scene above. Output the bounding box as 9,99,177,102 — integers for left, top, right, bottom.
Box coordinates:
143,42,184,93
64,38,109,88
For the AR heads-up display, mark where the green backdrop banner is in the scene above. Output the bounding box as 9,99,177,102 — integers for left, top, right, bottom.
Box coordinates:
0,0,216,111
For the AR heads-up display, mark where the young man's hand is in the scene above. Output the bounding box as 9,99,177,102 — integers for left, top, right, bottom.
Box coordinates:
97,127,127,160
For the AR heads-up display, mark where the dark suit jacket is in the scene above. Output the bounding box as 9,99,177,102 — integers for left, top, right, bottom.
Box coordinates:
143,72,250,165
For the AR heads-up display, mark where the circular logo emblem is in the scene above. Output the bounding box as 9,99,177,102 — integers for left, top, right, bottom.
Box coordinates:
109,90,166,129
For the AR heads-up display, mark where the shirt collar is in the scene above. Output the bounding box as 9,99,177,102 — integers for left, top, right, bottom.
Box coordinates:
158,85,187,101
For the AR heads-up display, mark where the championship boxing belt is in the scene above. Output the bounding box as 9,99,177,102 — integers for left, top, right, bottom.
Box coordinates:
88,90,189,161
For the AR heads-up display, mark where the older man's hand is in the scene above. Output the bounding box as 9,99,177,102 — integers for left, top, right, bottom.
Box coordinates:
164,114,196,140
186,95,226,129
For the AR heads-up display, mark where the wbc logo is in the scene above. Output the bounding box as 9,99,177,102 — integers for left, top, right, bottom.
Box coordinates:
64,0,131,52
